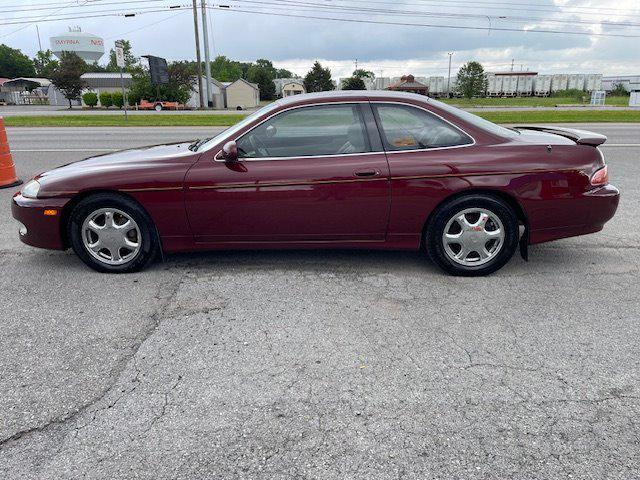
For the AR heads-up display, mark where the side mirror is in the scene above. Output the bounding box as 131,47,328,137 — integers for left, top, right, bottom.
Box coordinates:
220,140,238,162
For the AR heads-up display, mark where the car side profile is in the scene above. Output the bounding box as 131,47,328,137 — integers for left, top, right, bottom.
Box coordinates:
12,91,619,275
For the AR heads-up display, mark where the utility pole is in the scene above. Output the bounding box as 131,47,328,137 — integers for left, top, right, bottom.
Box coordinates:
35,24,42,52
200,0,213,108
446,52,454,97
191,0,204,109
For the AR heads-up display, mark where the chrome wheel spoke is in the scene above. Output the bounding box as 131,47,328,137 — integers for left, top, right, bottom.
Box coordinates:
82,208,141,266
442,207,505,267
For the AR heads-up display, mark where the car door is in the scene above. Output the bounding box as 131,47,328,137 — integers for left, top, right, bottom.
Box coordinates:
184,102,391,244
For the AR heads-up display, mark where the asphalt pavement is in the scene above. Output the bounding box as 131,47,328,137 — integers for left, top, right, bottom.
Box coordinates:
0,124,639,479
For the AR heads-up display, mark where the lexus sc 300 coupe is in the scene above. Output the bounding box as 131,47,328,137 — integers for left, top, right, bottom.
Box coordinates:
12,91,619,275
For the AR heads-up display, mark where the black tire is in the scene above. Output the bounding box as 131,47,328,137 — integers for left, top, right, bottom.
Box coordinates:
425,194,520,276
68,193,160,273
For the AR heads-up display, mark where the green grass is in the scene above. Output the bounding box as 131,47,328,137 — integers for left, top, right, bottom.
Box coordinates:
476,109,640,124
3,114,246,128
4,109,640,128
443,96,630,107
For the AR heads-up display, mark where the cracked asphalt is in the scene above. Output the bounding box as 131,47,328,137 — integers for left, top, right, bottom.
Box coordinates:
1,125,639,479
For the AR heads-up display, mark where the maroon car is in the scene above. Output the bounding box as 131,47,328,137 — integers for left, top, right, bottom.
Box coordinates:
12,91,619,275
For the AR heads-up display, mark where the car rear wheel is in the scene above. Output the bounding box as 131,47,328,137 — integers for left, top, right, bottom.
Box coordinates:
154,104,163,111
68,193,160,273
425,194,519,276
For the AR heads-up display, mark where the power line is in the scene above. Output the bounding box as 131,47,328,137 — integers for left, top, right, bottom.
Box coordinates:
229,0,640,30
204,4,640,38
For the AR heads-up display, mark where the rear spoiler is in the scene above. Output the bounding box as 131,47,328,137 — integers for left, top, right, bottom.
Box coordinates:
514,125,607,146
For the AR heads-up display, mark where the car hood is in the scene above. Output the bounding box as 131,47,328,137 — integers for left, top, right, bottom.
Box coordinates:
35,142,201,196
42,142,197,178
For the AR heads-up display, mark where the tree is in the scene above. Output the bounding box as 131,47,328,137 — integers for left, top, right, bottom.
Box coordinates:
611,82,629,96
127,62,194,105
33,50,58,79
353,69,374,80
210,56,243,81
456,61,487,99
275,67,296,78
303,61,334,93
341,76,366,90
107,40,138,72
247,61,276,100
0,44,36,78
82,92,98,107
50,52,86,108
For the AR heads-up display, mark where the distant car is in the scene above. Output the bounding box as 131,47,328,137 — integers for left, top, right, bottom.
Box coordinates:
12,91,619,275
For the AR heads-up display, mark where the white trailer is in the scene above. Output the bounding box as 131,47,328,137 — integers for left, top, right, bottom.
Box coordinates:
375,77,390,90
551,74,568,92
487,74,502,96
585,74,602,92
568,74,586,91
516,75,534,96
428,76,445,96
534,75,552,96
502,75,518,96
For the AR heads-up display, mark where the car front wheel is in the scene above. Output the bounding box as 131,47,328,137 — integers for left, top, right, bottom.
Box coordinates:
425,194,520,276
68,193,160,273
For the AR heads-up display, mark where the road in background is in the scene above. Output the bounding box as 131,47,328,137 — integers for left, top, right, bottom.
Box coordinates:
4,123,639,156
0,124,639,479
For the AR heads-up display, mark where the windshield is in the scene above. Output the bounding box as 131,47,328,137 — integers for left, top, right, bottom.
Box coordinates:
428,99,520,138
197,102,281,151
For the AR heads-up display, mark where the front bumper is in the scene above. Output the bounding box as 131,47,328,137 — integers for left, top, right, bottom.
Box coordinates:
529,184,620,244
11,193,71,250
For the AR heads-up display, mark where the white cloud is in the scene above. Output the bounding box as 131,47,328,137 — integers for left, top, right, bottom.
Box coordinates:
2,0,640,78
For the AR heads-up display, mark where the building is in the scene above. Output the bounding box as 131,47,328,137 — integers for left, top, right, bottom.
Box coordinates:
602,75,640,93
0,78,51,105
282,80,305,97
187,78,225,109
223,78,260,110
387,75,428,95
274,77,304,97
80,72,132,106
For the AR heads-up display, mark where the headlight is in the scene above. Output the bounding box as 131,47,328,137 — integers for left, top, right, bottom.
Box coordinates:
21,180,40,199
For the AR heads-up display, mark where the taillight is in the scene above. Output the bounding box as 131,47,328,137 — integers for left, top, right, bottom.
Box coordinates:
591,165,608,186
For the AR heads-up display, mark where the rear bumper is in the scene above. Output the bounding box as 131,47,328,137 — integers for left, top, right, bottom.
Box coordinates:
11,193,70,250
530,184,620,244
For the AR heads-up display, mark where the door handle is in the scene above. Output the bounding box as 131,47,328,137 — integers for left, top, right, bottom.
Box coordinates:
354,169,379,177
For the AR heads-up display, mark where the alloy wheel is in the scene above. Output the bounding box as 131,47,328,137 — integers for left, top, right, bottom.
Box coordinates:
442,207,505,267
81,208,141,265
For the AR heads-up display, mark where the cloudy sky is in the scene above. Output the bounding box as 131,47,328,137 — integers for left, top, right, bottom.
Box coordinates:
2,0,639,79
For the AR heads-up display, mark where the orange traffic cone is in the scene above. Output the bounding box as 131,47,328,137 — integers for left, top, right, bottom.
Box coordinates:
0,116,22,189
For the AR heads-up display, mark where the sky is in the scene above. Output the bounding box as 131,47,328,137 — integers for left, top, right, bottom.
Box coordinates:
1,0,639,79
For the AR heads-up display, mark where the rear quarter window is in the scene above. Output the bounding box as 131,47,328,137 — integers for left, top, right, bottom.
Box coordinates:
373,104,473,151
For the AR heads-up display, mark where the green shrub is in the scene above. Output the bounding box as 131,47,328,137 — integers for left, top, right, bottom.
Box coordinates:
99,91,113,108
82,92,98,108
112,91,124,109
551,89,587,102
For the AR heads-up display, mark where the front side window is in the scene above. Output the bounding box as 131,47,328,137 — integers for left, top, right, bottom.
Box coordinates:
236,104,370,159
374,104,473,151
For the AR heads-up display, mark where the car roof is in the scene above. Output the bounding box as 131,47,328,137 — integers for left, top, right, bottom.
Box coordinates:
274,90,433,107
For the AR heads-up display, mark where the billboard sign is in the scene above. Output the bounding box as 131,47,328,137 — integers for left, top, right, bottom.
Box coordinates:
146,55,169,85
